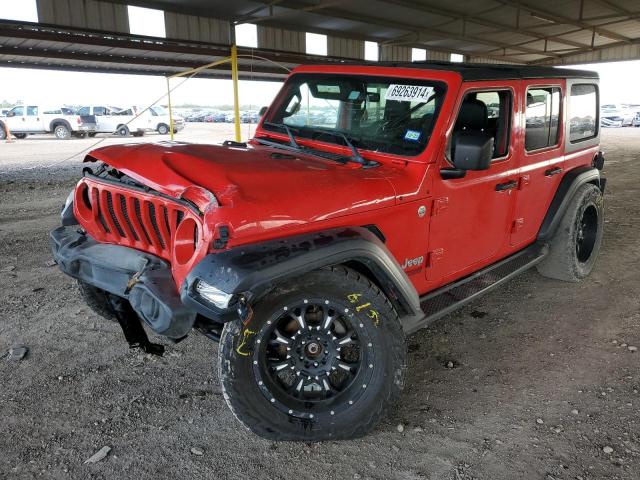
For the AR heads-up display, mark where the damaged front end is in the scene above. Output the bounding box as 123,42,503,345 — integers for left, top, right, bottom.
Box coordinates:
50,163,237,354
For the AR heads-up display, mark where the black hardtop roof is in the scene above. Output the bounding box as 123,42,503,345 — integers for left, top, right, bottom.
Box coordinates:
355,61,599,81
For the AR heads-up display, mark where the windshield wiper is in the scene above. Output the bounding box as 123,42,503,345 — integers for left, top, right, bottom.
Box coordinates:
300,127,378,168
263,122,300,149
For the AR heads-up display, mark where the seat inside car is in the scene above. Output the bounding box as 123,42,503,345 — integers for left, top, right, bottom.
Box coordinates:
451,98,493,158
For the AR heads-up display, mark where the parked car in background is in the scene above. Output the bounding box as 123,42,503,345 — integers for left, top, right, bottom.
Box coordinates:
601,104,635,127
77,105,146,137
0,104,96,140
140,106,185,135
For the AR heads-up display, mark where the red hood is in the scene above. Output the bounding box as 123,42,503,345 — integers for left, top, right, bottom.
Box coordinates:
86,142,398,242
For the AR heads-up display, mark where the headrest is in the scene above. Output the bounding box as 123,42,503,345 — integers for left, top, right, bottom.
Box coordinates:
455,99,488,131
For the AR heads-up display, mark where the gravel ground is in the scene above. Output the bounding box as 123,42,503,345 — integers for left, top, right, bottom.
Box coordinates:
0,126,639,480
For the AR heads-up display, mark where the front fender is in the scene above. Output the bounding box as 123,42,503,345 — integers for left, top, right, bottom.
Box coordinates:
183,227,421,318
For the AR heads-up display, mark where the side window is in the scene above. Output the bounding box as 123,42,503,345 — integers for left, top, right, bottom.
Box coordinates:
26,106,38,116
569,84,598,143
525,87,561,151
452,90,512,160
78,106,90,115
12,106,24,116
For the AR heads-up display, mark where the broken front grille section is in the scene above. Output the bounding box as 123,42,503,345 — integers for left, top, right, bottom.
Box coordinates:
76,178,198,261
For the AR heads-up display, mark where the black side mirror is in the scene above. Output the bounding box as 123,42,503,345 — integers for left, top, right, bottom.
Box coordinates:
259,106,268,117
6,111,14,117
453,133,494,171
441,133,493,180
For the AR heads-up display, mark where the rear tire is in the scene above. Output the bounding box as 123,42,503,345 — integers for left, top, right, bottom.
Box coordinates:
14,133,27,139
116,125,130,137
537,183,604,282
53,124,71,140
219,266,406,441
77,281,116,321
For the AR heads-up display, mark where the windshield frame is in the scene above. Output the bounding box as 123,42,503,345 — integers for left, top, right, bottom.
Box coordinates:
259,73,447,160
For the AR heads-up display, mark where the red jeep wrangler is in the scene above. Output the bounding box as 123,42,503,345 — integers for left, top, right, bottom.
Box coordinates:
50,62,605,441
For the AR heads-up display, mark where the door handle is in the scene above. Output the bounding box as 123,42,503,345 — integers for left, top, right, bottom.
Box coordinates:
495,179,518,191
544,166,563,177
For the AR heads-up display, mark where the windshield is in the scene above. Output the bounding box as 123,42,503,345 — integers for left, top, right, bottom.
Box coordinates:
151,106,167,116
262,74,446,156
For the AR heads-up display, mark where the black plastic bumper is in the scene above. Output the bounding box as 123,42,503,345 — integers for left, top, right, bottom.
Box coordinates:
50,226,197,339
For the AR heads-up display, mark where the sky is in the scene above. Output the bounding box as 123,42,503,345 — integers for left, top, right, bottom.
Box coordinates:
1,60,639,110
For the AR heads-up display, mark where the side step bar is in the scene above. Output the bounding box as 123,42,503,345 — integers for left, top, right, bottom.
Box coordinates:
402,244,548,335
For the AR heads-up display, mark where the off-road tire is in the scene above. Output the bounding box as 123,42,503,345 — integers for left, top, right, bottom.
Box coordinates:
157,123,169,135
53,124,71,140
218,266,406,441
77,281,116,321
116,125,130,137
14,133,27,139
537,183,604,282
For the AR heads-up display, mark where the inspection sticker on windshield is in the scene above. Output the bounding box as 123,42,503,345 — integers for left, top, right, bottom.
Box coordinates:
385,85,434,102
404,129,421,142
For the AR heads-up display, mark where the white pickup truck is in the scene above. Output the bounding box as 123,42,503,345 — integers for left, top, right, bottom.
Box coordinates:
76,105,184,136
77,105,146,137
0,105,96,140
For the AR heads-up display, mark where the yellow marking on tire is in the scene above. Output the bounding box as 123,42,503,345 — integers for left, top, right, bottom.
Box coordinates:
236,328,257,356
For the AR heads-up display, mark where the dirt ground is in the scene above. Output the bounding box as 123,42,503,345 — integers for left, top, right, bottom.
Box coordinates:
1,126,639,480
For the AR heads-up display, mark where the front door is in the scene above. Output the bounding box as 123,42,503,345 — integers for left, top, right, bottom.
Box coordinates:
5,105,25,132
427,83,520,286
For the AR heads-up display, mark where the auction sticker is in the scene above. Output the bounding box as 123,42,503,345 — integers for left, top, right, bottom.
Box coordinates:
385,85,434,102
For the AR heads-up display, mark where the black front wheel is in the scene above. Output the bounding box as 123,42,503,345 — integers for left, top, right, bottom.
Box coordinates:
218,266,406,441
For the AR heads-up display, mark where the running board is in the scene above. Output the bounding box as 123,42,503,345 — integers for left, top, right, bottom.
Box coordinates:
402,244,548,335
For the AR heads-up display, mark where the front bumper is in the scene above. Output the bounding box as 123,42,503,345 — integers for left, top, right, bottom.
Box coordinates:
50,226,197,338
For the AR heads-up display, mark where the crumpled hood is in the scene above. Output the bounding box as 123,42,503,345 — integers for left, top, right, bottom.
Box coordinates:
86,142,397,227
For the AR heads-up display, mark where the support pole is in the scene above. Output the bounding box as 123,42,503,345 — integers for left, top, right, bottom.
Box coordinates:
166,77,175,141
231,44,241,143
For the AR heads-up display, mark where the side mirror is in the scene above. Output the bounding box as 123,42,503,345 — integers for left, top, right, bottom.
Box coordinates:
441,133,493,180
258,106,268,117
6,111,14,117
452,133,493,171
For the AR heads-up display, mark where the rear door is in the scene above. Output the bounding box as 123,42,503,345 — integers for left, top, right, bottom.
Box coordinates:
23,105,42,132
510,81,565,247
427,82,520,285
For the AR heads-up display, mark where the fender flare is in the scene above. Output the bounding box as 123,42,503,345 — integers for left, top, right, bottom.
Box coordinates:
182,226,422,318
49,118,72,132
537,166,602,242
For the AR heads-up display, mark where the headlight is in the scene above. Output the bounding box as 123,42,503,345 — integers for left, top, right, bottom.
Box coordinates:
195,280,233,309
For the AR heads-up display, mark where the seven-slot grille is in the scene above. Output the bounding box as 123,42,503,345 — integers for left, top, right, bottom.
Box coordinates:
75,178,194,261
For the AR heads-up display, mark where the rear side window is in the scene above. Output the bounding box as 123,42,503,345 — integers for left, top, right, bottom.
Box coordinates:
569,84,598,143
27,106,38,116
525,87,560,151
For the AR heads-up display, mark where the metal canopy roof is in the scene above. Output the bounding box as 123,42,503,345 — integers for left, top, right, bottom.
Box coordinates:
0,0,638,81
119,0,640,64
